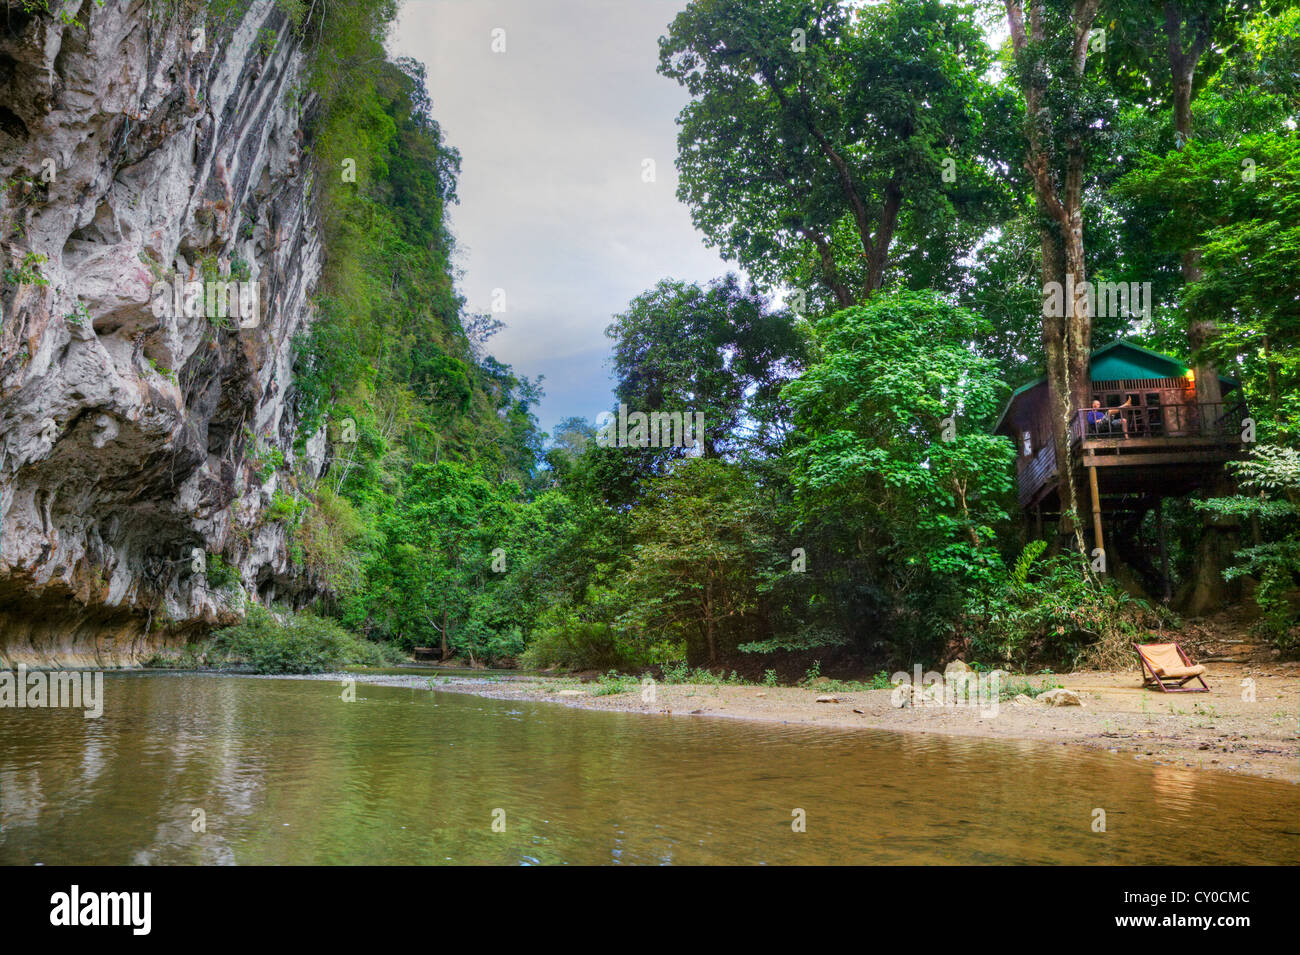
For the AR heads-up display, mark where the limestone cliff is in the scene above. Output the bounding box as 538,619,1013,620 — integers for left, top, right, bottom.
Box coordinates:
0,0,328,665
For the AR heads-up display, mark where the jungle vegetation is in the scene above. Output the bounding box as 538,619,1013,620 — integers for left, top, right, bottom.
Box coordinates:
213,0,1300,673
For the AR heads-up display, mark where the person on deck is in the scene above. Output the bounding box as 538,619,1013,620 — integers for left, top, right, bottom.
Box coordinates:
1085,397,1133,436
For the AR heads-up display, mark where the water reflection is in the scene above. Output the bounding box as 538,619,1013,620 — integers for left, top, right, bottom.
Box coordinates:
0,673,1296,865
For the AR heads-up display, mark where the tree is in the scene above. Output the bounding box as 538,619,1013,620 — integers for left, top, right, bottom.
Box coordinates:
1199,446,1300,649
543,416,597,486
1120,133,1300,431
1113,10,1300,609
382,462,517,659
617,459,778,663
783,291,1017,656
659,0,1008,309
605,274,806,460
1002,0,1111,545
1101,0,1270,404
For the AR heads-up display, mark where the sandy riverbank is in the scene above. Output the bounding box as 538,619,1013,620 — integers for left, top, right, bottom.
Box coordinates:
226,656,1297,783
407,662,1297,784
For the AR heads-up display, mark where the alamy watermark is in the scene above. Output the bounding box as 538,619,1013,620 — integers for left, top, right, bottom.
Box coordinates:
890,665,1004,717
1042,277,1152,320
49,885,150,935
149,275,261,328
595,403,705,449
0,665,103,718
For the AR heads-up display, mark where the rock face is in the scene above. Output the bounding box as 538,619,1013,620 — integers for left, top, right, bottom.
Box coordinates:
0,1,328,665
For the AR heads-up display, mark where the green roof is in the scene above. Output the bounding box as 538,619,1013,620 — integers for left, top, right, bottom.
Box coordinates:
1090,339,1190,380
993,340,1238,434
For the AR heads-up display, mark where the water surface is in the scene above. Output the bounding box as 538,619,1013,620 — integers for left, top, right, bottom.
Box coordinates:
1,673,1295,864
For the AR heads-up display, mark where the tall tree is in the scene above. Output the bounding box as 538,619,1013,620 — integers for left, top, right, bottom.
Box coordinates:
1107,4,1297,609
1003,0,1109,545
1105,0,1266,400
605,274,805,460
660,0,1008,310
783,291,1017,656
618,459,777,663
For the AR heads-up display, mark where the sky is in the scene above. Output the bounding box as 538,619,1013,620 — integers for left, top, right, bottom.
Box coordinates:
388,0,736,436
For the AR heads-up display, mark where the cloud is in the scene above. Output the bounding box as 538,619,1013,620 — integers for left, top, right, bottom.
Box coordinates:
389,0,735,431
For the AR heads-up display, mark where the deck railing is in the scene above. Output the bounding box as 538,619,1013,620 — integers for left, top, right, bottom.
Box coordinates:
1017,400,1248,508
1070,400,1247,443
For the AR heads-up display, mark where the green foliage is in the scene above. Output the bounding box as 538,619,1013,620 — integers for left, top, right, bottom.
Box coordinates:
994,676,1064,703
782,290,1017,659
615,458,779,663
13,0,104,27
142,644,206,670
659,0,1011,307
592,671,638,696
967,547,1171,669
1010,540,1048,594
145,356,177,383
4,251,50,288
204,552,240,591
244,431,284,482
64,300,90,328
866,671,894,690
518,613,652,672
293,487,366,596
1119,132,1300,433
266,488,306,523
605,274,806,460
210,607,402,674
1199,445,1300,648
658,662,744,686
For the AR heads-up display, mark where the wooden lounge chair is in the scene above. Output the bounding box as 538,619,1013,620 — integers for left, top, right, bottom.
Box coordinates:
1134,642,1209,693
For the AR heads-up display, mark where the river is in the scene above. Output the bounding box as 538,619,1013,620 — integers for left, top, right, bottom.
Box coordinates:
1,672,1296,864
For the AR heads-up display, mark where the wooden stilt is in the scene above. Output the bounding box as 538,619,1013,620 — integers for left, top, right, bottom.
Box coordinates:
1156,498,1171,603
1088,465,1105,569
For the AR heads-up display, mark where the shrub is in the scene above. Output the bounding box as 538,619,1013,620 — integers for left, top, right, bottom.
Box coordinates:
968,546,1172,669
294,487,366,595
995,676,1064,702
1199,445,1300,652
266,488,306,523
211,606,402,673
592,670,638,696
519,615,646,671
205,552,241,590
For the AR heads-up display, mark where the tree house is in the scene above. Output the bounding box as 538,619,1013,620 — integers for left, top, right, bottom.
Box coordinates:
993,341,1247,580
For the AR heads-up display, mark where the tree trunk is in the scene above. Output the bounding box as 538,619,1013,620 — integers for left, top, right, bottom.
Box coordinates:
1007,0,1100,555
1176,474,1243,614
863,179,903,295
704,578,717,664
1164,1,1237,604
1164,2,1222,407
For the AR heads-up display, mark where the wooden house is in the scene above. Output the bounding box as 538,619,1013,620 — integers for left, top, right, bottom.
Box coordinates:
994,341,1247,564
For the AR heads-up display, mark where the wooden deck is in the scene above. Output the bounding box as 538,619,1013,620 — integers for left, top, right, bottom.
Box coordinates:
1017,400,1247,512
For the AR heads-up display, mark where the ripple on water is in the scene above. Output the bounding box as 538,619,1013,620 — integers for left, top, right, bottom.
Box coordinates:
0,674,1295,865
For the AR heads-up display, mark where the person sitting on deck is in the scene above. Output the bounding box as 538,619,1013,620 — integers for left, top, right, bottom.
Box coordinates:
1085,397,1132,436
